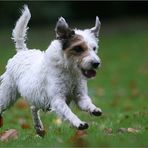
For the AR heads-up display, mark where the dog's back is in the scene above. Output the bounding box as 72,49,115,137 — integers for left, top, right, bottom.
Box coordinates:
6,49,48,105
6,50,44,82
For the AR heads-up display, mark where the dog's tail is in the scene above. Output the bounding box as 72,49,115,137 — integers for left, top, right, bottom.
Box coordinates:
12,5,31,52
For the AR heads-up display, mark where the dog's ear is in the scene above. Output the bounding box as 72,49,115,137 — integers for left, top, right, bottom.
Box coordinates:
55,17,75,39
90,16,101,38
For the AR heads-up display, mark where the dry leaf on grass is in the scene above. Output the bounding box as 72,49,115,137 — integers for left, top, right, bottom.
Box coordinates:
104,128,113,135
18,118,30,129
127,128,140,133
74,130,87,138
15,100,28,109
0,115,3,128
133,111,148,117
0,129,18,141
53,118,62,126
21,123,30,129
117,128,128,133
70,130,88,147
117,127,140,134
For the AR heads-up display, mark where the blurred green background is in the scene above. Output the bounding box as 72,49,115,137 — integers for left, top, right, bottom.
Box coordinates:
0,1,148,26
0,1,148,70
0,1,148,147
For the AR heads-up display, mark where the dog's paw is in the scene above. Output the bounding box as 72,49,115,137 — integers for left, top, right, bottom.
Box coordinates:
78,122,89,130
36,129,46,137
91,108,102,116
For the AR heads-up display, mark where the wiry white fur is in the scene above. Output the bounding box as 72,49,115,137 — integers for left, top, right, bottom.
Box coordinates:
0,6,102,132
75,29,101,70
12,5,31,51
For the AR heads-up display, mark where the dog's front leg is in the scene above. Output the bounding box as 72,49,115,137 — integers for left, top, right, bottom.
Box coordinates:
51,98,88,130
76,95,102,116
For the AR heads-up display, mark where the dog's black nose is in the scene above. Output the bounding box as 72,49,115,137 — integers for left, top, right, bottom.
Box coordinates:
92,62,100,69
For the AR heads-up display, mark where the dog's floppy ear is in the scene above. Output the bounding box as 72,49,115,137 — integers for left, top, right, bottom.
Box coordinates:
90,16,101,38
55,17,75,39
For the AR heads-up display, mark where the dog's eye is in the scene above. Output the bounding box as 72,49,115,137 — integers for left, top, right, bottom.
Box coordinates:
93,47,96,51
73,46,84,53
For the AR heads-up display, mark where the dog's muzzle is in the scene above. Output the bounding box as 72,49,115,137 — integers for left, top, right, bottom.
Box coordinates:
81,61,100,78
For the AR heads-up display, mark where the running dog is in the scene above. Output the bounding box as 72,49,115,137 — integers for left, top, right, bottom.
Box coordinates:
0,5,102,137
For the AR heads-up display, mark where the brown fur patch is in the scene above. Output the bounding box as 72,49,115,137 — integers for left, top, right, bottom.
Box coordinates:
63,34,89,59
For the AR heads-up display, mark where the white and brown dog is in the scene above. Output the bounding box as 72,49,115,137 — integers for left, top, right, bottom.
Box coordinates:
0,5,102,136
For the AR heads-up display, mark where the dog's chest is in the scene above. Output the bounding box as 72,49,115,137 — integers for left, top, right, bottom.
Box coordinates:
61,73,78,95
51,70,79,97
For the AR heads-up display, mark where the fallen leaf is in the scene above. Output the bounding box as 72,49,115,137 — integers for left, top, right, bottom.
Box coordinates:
133,111,148,117
104,128,113,135
70,130,89,147
18,118,30,129
21,123,30,129
74,130,87,138
117,128,128,133
127,128,139,133
117,127,140,134
53,118,62,126
0,129,18,141
15,100,28,109
0,115,3,128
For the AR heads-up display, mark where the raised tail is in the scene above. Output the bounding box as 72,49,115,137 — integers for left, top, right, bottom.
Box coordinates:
12,5,31,52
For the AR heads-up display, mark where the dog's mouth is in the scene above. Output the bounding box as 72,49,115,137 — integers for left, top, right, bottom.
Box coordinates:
81,69,96,78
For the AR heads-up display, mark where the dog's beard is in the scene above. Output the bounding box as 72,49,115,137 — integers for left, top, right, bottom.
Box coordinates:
81,69,96,78
65,58,97,79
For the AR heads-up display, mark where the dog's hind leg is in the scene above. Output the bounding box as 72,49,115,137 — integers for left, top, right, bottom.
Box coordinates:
30,106,46,137
0,74,18,121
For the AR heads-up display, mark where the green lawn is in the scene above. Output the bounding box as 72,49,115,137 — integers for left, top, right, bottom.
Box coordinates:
0,19,148,147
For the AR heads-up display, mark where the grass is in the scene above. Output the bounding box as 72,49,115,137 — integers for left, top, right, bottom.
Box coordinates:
0,19,148,147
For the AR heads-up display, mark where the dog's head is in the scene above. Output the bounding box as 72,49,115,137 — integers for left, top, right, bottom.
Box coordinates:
55,17,101,79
